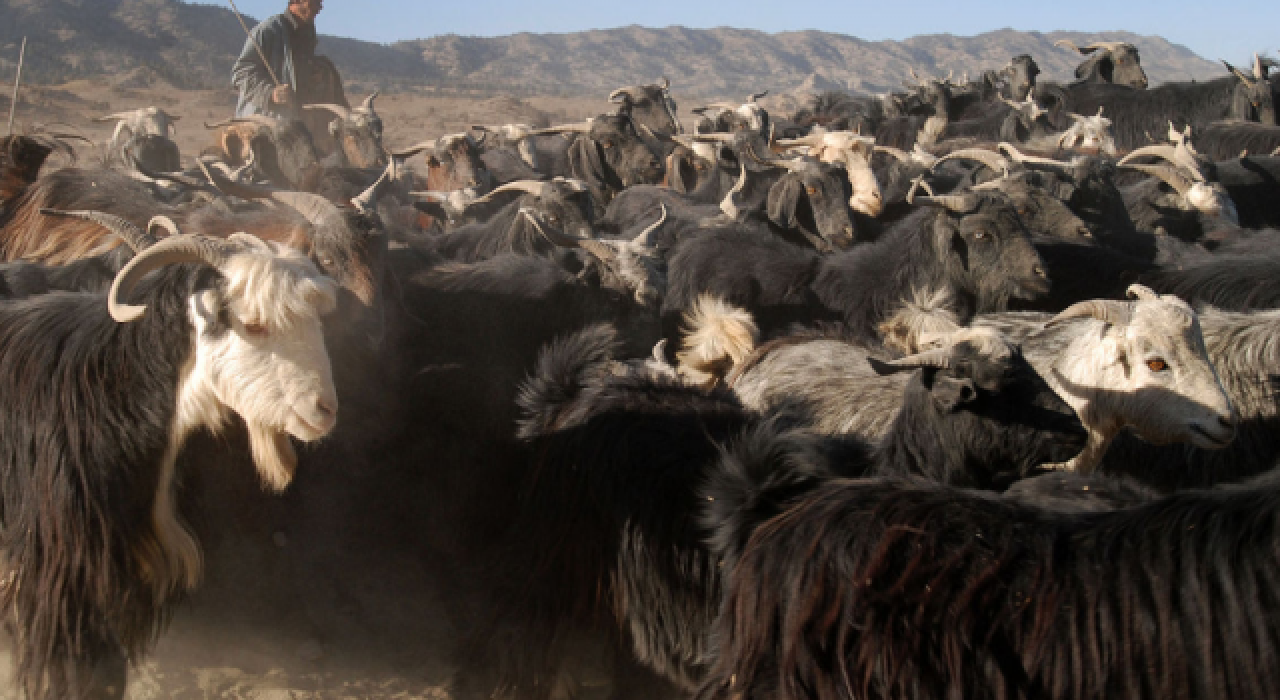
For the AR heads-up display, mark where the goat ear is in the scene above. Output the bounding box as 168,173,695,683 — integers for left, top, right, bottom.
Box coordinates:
767,175,803,229
931,375,978,412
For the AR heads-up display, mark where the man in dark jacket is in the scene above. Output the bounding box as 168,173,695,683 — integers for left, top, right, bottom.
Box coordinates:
232,0,328,119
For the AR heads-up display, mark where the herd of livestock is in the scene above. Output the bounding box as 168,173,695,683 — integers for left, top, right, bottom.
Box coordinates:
4,37,1280,699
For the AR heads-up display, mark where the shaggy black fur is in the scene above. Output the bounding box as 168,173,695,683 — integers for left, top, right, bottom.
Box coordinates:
703,465,1280,700
663,194,1047,346
0,264,219,698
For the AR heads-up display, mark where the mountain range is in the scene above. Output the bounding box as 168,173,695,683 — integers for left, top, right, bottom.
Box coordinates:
0,0,1226,99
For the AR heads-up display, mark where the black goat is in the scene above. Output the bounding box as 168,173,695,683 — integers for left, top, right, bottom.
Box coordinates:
702,462,1280,700
663,190,1048,343
456,321,1085,700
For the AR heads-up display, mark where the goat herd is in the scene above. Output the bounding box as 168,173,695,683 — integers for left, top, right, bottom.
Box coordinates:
3,38,1280,699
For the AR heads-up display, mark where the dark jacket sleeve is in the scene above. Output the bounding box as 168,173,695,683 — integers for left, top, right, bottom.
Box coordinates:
232,17,286,117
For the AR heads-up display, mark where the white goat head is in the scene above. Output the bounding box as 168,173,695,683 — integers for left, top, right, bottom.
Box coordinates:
1046,284,1236,452
94,106,181,144
1058,107,1117,155
778,130,883,217
109,232,340,492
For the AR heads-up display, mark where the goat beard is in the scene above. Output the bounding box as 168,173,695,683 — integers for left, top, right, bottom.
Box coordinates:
247,423,298,493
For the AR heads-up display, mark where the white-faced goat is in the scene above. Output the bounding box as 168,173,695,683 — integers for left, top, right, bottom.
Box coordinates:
0,227,338,698
873,283,1237,473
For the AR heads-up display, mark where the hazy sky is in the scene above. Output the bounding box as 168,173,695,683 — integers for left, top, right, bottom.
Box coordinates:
212,1,1273,66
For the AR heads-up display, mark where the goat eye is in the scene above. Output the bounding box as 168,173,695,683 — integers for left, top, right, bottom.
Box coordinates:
973,230,990,240
243,322,269,338
320,256,335,267
603,141,615,149
806,186,818,195
1147,358,1169,372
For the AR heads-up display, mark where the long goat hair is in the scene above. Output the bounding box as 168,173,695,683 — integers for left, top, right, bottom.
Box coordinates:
701,463,1280,700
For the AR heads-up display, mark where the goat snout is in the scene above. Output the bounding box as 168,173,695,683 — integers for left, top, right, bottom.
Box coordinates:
1189,414,1236,449
291,395,339,440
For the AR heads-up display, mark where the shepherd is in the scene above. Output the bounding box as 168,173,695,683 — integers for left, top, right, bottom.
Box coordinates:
231,0,348,143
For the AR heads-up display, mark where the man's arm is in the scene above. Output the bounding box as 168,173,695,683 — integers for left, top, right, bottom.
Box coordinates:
232,19,284,115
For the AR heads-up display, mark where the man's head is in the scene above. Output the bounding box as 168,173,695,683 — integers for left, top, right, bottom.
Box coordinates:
288,0,323,23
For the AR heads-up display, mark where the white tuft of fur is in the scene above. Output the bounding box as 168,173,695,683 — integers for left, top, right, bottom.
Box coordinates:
879,287,963,355
677,295,760,387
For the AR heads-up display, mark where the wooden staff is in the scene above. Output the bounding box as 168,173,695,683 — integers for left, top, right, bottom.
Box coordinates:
228,0,282,88
7,37,26,136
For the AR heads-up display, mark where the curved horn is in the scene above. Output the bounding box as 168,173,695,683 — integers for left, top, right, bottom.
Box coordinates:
1046,299,1133,328
468,180,552,206
352,163,395,214
1254,53,1267,80
608,87,634,104
661,76,671,90
519,208,612,262
777,133,827,150
1084,42,1132,53
38,209,158,252
358,92,380,113
303,103,353,121
720,161,750,219
204,115,278,130
93,110,142,123
868,348,953,375
271,191,346,228
747,91,769,104
1119,163,1191,197
1223,60,1255,86
108,235,237,322
532,121,594,135
391,140,436,160
905,175,935,204
932,148,1011,176
874,145,911,163
998,142,1075,177
1054,39,1094,55
913,193,978,213
1126,284,1160,302
632,204,668,248
147,215,182,240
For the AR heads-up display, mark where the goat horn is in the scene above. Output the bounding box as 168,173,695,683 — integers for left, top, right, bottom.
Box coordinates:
469,180,552,205
520,208,611,261
532,121,594,135
998,143,1074,176
38,209,159,253
661,76,671,90
352,162,395,214
271,191,346,228
1119,163,1192,197
1126,284,1160,302
777,134,827,150
932,148,1011,176
1222,60,1254,86
204,115,278,130
1085,42,1130,53
147,215,182,240
1054,39,1092,54
874,145,911,163
359,92,379,113
913,193,978,213
747,91,769,103
608,87,633,103
552,176,589,192
1046,299,1132,328
108,235,238,322
867,348,953,375
720,162,749,219
1254,53,1267,80
391,141,437,160
632,204,668,249
303,103,353,121
93,111,142,123
905,176,935,204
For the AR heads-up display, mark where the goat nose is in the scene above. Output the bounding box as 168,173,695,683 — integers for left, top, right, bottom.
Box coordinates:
1033,265,1048,279
316,396,339,422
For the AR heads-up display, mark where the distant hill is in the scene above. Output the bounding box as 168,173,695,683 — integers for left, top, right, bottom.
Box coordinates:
0,0,1226,100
